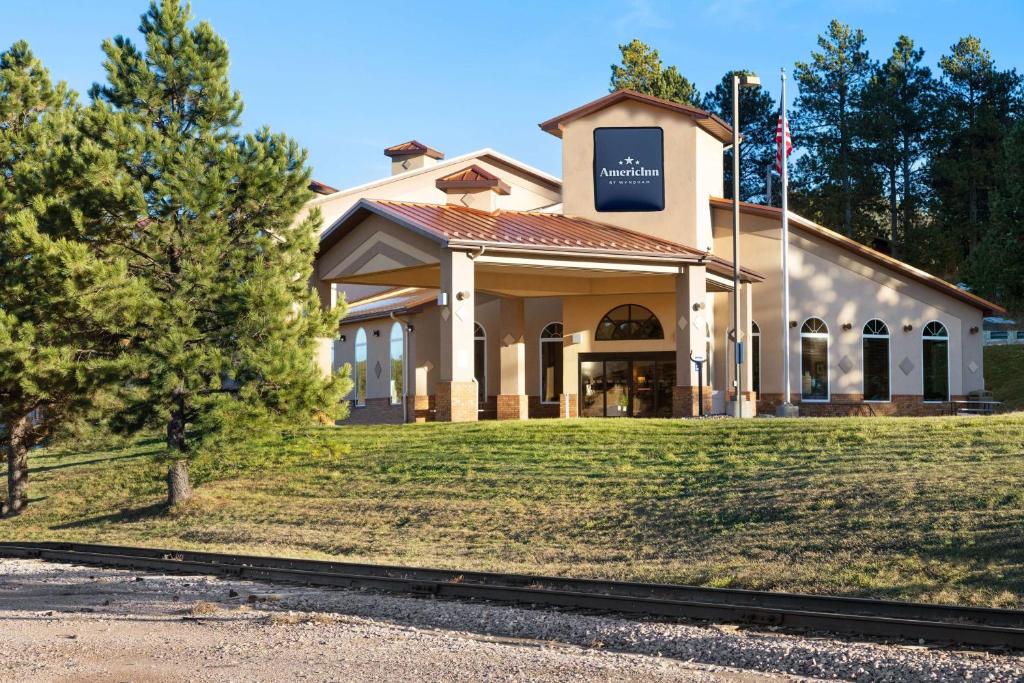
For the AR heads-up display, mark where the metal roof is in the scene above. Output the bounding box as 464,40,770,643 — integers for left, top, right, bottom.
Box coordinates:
319,199,763,282
383,140,445,159
708,197,1005,315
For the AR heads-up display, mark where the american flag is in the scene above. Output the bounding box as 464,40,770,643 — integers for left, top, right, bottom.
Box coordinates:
774,114,792,174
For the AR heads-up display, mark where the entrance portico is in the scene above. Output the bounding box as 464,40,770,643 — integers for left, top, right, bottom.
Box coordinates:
315,199,762,422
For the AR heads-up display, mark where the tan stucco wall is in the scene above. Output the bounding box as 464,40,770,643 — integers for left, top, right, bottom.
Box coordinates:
711,208,986,400
559,99,723,250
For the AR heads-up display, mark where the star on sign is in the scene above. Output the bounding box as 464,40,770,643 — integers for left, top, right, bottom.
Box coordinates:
624,156,634,165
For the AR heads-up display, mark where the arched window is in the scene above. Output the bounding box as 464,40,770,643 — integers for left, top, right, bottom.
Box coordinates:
389,322,404,406
922,321,949,402
539,322,563,404
354,328,367,406
800,318,829,401
474,322,487,403
595,304,663,341
862,319,890,402
751,321,761,395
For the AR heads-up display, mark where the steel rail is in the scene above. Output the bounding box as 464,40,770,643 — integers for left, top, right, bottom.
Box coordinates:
2,542,1023,649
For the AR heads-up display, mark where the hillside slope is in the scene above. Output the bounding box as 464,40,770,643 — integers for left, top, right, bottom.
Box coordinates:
986,344,1024,412
4,415,1024,607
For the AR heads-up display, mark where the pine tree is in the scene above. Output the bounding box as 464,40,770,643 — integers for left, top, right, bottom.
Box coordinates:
792,19,881,239
610,39,700,106
929,36,1021,278
859,36,934,259
966,120,1024,312
702,71,777,203
0,41,142,515
85,0,350,504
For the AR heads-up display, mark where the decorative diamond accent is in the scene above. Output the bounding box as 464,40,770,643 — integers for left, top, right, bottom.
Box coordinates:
374,361,382,378
440,307,450,322
677,315,688,331
454,304,466,322
968,361,979,374
502,334,515,346
839,355,854,374
899,357,915,376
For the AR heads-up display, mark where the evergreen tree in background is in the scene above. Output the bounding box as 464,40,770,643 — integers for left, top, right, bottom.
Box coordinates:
792,20,881,239
859,36,934,260
86,0,350,504
929,36,1021,279
0,41,143,515
702,71,777,203
966,120,1024,312
610,39,700,106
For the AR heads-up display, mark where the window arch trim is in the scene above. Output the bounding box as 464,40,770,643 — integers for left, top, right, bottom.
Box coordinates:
595,304,664,341
799,317,829,402
539,321,564,405
861,319,891,403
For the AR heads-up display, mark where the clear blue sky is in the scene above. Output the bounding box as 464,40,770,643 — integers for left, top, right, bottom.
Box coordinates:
4,1,1023,188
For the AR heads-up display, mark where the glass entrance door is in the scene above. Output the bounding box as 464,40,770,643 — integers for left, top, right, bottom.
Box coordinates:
579,353,675,418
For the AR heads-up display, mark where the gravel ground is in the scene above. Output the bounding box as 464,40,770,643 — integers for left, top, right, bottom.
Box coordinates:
0,559,1021,682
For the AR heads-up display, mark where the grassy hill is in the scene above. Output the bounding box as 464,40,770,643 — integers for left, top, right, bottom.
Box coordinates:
986,344,1024,412
4,415,1024,607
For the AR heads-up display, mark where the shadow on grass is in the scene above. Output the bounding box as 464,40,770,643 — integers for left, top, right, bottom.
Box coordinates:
30,450,155,475
49,501,168,530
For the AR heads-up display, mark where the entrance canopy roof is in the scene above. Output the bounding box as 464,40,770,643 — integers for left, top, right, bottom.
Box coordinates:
319,199,763,285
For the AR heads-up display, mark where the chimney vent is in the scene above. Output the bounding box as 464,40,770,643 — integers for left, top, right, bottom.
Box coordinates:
384,140,444,175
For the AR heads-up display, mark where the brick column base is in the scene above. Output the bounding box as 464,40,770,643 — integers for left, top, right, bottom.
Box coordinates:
497,394,529,420
436,381,478,422
672,385,713,417
559,393,578,418
407,395,433,423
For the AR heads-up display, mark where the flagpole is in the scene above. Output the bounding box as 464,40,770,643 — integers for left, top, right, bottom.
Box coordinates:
779,68,793,412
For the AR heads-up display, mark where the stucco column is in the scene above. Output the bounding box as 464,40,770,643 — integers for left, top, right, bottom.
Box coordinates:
437,249,478,422
314,280,337,377
497,297,529,420
674,265,709,417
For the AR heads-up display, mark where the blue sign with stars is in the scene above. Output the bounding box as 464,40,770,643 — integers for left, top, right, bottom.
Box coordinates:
593,127,665,212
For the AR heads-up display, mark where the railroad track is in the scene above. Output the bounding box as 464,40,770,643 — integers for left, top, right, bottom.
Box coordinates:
2,541,1023,650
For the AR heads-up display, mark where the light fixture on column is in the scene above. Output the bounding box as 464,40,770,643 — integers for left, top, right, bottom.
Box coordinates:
339,334,346,342
456,290,471,301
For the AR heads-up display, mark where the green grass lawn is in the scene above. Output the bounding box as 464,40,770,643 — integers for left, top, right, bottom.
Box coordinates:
986,344,1024,412
4,414,1024,608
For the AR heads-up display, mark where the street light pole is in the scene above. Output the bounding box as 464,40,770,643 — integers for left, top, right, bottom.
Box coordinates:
731,72,760,418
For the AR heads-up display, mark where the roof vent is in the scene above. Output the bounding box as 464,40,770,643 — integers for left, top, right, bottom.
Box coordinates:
435,165,510,212
384,140,444,175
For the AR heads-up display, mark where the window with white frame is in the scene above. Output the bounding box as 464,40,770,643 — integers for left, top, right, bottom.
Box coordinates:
800,318,829,401
862,319,890,402
474,322,486,404
540,322,563,404
389,322,403,405
354,328,367,406
922,321,949,402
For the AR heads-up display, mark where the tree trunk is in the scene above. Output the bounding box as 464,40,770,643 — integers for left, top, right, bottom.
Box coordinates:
4,413,32,517
167,459,192,506
165,389,192,506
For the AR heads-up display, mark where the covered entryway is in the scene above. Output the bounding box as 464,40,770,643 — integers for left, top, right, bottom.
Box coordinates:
579,352,676,417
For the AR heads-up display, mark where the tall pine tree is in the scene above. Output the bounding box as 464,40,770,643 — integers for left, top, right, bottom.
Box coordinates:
85,0,350,504
0,41,142,515
929,36,1021,278
792,19,881,239
702,70,777,203
609,39,700,106
859,36,934,259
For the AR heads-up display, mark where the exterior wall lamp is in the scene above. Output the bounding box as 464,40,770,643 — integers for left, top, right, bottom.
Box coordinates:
903,324,913,333
789,320,798,328
372,329,380,337
970,326,979,334
339,334,346,343
842,323,853,331
456,290,471,301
